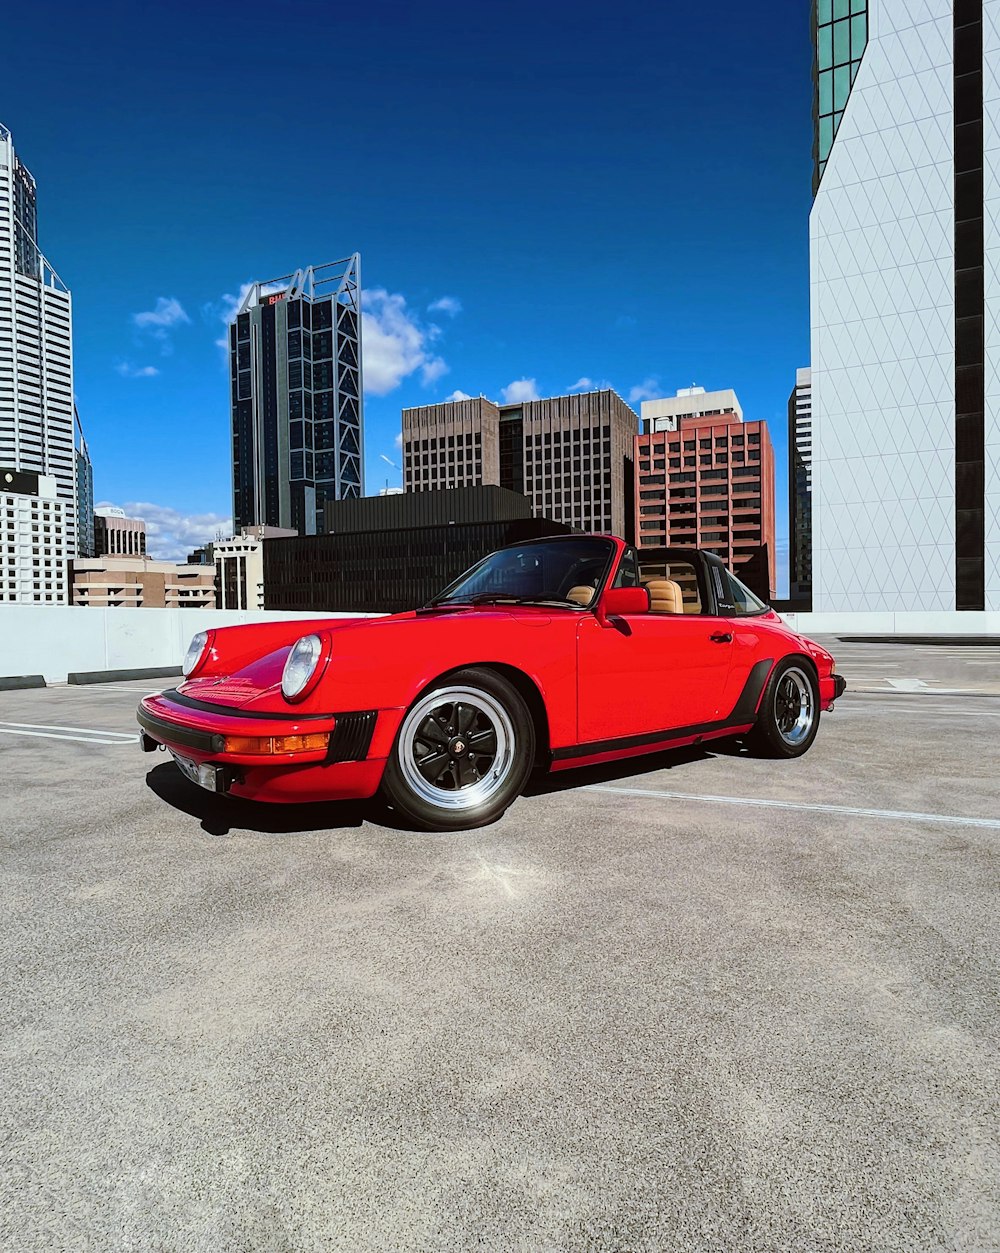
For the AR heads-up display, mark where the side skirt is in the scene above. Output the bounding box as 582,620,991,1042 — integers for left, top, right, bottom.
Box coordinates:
550,657,774,770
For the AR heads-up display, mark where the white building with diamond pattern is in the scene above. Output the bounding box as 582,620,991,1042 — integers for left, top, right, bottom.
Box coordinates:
810,0,999,614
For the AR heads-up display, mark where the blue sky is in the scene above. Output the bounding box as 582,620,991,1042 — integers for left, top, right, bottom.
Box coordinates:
5,0,813,587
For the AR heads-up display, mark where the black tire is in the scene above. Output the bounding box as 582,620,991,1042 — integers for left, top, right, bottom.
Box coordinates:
745,658,821,759
381,667,536,831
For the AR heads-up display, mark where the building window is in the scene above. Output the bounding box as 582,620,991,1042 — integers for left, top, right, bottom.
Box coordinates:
814,0,868,188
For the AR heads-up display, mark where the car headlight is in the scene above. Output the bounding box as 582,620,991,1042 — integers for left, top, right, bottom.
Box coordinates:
182,630,213,678
281,634,326,702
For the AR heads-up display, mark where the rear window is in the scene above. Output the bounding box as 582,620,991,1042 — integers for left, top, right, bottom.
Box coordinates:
638,559,703,613
727,570,768,615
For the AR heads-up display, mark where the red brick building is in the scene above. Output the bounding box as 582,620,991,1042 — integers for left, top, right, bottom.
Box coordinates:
634,414,776,597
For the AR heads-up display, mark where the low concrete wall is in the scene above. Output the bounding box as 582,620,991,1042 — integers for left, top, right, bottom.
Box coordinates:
781,611,1000,636
2,605,997,686
0,606,370,685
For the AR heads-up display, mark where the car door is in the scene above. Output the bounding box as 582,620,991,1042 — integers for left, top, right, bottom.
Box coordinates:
575,552,735,745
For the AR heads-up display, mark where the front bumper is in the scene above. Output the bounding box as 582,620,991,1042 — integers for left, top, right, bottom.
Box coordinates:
833,674,847,700
137,691,403,803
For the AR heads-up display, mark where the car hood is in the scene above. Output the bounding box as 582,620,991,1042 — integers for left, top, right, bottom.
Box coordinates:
175,604,563,716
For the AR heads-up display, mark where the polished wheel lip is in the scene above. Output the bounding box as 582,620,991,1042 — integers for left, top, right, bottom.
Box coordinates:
775,666,815,746
398,684,516,812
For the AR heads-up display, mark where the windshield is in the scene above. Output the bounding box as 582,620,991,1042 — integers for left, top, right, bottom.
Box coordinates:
428,537,616,608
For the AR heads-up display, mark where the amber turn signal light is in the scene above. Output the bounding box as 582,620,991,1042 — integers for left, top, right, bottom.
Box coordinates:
222,732,330,755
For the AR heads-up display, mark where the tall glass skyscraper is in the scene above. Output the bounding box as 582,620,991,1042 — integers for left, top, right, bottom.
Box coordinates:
230,256,363,536
809,1,998,613
0,121,77,595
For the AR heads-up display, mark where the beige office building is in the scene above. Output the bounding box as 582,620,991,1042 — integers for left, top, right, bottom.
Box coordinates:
214,525,296,610
71,555,216,608
402,388,638,536
94,507,146,556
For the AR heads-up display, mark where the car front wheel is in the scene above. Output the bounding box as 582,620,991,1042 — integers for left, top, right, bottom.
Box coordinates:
746,658,820,759
381,668,536,831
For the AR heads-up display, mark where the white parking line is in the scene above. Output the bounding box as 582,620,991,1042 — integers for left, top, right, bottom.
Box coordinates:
66,686,163,695
839,706,1000,718
0,721,138,746
584,785,1000,831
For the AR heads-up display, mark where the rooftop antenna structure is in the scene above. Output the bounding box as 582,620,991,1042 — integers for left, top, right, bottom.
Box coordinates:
237,254,361,315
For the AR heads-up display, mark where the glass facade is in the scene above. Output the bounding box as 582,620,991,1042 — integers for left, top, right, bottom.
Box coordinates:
75,447,94,557
12,158,38,277
813,0,868,191
954,0,985,609
231,260,363,536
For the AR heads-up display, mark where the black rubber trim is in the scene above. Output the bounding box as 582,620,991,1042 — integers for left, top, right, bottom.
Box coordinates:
833,675,847,699
137,706,225,754
159,689,335,721
0,675,46,691
728,659,774,723
325,710,378,763
552,657,775,762
69,666,182,685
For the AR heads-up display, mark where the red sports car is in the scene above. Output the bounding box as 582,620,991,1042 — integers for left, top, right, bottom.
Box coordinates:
137,534,845,831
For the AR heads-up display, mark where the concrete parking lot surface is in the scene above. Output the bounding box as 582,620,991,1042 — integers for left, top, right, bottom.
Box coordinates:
1,644,999,1251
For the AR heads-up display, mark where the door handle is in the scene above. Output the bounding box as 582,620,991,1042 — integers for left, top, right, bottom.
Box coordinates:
710,632,733,643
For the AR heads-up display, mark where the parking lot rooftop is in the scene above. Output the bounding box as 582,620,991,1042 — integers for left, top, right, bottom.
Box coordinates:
1,640,999,1248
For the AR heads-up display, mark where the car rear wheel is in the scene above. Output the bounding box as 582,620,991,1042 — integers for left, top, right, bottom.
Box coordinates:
745,659,820,759
381,668,536,831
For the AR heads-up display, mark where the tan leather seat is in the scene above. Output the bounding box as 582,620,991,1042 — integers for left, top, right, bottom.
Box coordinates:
643,578,684,614
566,585,595,606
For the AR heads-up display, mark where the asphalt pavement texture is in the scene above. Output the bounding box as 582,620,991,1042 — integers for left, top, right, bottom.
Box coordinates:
1,642,999,1251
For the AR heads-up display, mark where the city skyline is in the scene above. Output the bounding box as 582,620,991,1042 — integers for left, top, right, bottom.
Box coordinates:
2,0,813,585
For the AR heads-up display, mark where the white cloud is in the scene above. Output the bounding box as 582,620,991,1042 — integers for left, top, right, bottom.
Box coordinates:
133,297,190,330
445,389,472,402
362,288,447,396
131,297,190,357
568,377,593,392
420,357,449,385
209,282,287,350
500,378,540,404
115,362,160,379
97,500,232,564
428,296,462,316
628,377,661,404
394,431,403,449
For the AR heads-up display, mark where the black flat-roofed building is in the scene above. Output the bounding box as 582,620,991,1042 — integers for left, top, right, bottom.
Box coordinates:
263,486,571,614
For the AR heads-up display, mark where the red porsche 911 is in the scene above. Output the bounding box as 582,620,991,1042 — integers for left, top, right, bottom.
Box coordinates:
137,534,845,831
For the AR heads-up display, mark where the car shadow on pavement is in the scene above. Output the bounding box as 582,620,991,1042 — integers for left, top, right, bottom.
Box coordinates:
144,761,381,837
523,738,750,797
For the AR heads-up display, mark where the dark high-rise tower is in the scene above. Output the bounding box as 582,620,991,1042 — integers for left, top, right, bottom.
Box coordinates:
74,404,94,558
788,368,812,604
230,256,363,536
